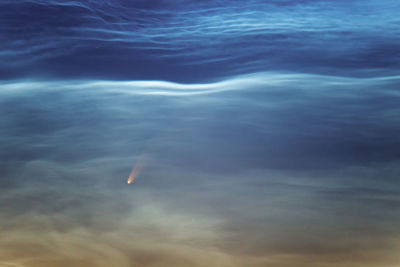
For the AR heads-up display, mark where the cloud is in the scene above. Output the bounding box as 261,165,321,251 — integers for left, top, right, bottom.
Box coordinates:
0,0,399,80
1,159,400,266
1,73,400,266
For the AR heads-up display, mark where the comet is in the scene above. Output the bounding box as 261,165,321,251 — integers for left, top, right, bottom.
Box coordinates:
127,164,141,184
126,156,146,184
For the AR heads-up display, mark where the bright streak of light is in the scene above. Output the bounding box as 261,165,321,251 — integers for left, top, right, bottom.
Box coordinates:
127,158,145,184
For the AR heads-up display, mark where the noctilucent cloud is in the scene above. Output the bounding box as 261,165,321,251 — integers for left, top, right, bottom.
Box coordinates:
0,1,400,266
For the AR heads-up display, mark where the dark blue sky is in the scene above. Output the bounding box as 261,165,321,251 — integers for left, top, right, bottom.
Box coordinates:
1,1,400,266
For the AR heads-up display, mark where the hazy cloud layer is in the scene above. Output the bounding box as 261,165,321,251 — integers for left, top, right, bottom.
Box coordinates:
1,74,400,266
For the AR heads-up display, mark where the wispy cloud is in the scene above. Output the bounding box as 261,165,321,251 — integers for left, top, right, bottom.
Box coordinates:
1,0,399,80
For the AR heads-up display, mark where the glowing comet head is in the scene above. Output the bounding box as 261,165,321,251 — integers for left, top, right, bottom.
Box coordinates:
126,173,136,184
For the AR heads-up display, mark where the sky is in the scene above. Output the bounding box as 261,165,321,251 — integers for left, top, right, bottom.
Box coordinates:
0,1,400,266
